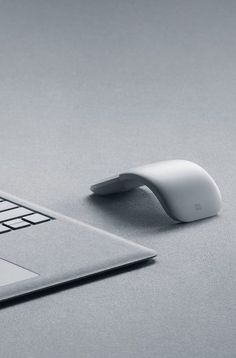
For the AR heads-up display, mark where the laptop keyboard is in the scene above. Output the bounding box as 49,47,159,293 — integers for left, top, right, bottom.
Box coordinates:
0,197,53,234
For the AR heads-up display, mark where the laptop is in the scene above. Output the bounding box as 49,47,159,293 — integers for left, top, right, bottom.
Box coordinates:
0,190,156,302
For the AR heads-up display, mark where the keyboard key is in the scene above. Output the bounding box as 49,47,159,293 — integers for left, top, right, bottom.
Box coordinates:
0,224,11,233
0,201,18,212
0,197,54,235
4,219,31,230
23,213,50,224
0,207,33,223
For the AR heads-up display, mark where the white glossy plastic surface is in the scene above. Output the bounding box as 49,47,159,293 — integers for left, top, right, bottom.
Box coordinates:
91,160,222,222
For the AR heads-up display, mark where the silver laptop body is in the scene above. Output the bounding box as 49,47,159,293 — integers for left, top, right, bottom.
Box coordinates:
0,191,156,302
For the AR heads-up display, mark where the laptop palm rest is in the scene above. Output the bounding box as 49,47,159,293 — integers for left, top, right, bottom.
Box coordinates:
0,218,156,302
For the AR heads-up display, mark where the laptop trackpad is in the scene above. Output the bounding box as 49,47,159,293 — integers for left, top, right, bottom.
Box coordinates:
0,258,38,287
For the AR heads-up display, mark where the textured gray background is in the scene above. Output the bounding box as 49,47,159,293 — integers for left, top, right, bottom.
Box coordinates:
0,0,236,357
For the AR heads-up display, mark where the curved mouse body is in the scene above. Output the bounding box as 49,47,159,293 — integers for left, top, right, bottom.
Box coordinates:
90,160,222,223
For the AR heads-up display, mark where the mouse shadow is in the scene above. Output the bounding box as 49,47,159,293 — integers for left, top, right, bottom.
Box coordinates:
87,187,179,233
86,188,218,235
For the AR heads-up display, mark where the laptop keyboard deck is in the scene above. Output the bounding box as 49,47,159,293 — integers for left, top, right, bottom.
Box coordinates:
0,198,53,234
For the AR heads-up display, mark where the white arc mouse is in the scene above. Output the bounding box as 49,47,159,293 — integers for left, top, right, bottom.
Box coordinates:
90,160,222,222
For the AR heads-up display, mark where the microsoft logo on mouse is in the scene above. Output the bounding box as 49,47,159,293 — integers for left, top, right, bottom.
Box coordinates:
194,203,202,211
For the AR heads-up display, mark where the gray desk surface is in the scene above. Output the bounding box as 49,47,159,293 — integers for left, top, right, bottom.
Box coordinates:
0,1,235,357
